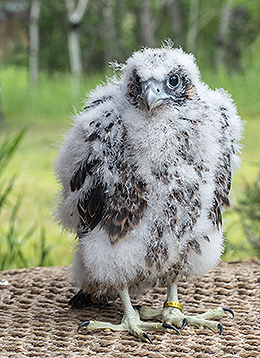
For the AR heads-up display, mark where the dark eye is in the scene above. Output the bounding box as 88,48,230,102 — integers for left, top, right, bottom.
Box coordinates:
168,74,180,89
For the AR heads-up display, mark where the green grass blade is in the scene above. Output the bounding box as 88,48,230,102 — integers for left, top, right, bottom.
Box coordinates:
0,126,27,176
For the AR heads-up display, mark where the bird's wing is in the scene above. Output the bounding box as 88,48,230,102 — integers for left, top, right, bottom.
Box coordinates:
209,105,238,228
64,95,148,245
71,162,107,232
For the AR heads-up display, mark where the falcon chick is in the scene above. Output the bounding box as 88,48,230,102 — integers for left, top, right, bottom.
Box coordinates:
54,45,243,342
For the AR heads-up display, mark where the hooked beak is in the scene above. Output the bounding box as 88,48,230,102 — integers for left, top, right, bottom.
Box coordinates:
142,80,170,112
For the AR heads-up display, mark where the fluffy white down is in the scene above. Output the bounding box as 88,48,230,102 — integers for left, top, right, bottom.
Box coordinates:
54,45,243,295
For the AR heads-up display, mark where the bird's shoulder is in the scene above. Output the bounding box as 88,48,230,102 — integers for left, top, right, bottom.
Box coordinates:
70,86,125,170
83,85,124,141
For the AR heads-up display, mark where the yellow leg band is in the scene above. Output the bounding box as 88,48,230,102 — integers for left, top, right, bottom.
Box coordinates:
164,301,183,311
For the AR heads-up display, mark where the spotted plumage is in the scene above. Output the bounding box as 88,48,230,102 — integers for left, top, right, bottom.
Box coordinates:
54,44,243,341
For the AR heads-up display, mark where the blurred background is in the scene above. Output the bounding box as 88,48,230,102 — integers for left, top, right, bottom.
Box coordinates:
0,0,260,270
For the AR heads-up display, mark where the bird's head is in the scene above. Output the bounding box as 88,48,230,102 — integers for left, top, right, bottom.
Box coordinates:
123,46,201,114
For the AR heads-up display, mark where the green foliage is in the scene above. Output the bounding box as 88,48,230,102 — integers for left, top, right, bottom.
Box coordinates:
0,127,53,270
0,65,104,123
0,128,28,219
39,1,69,73
2,0,260,74
201,64,260,119
33,0,260,73
236,172,260,258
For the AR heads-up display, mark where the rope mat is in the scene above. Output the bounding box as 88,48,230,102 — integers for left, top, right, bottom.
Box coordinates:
0,260,259,357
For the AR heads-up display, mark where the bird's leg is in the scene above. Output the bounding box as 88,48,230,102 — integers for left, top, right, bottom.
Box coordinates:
160,282,187,331
77,286,179,343
138,281,234,334
136,282,180,321
161,282,234,334
137,282,183,323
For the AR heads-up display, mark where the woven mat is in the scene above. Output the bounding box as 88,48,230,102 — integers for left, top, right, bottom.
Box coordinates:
0,261,259,358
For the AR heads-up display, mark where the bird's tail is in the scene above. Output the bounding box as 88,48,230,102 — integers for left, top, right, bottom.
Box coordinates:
68,289,108,309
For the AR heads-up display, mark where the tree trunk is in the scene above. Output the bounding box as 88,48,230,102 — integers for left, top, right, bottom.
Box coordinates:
186,0,200,53
140,0,155,47
215,0,233,68
29,0,41,88
65,0,89,91
68,27,82,76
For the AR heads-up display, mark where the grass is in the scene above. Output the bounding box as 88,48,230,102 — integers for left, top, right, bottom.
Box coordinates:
0,66,105,268
0,64,260,269
0,66,105,123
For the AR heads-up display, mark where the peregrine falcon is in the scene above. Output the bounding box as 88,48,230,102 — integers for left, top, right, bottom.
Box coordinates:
54,45,243,342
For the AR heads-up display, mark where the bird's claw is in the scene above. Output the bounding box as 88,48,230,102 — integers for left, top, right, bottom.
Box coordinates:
77,320,90,332
217,322,223,335
180,318,188,333
162,322,180,334
142,332,153,344
222,307,234,318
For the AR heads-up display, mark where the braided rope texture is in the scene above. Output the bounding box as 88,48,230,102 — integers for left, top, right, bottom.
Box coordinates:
0,261,259,357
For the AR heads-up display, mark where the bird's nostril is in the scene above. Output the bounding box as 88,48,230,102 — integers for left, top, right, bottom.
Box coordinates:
157,88,160,93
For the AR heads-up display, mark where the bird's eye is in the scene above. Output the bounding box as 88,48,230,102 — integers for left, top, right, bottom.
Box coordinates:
168,74,180,89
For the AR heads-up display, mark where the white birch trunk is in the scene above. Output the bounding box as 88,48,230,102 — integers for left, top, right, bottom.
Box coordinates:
29,0,41,88
65,0,89,92
68,28,82,76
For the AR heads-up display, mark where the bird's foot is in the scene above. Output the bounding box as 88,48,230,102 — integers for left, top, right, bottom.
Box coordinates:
137,305,234,335
162,306,233,334
78,307,179,343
